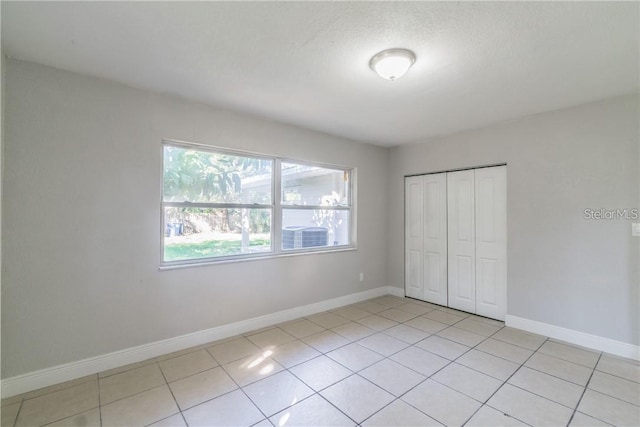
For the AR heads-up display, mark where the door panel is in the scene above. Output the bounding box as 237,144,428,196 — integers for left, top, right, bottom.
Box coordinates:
408,180,423,240
453,255,474,299
425,253,441,292
423,173,448,305
447,170,476,313
475,166,507,320
407,249,423,296
477,258,497,304
405,177,424,299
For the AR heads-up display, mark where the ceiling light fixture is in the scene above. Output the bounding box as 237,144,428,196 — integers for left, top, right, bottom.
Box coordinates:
370,48,416,81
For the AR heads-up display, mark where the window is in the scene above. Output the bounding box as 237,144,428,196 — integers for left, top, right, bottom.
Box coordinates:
281,162,351,249
161,141,353,266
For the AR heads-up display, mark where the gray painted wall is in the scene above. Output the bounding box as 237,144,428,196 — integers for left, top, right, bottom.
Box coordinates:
3,57,638,379
1,59,389,378
388,95,640,345
1,51,5,383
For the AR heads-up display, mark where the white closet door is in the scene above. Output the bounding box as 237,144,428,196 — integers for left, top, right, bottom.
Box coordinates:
423,173,448,306
405,176,424,300
447,170,476,313
475,166,507,320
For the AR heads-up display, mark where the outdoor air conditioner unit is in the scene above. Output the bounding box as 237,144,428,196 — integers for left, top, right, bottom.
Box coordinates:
282,226,328,249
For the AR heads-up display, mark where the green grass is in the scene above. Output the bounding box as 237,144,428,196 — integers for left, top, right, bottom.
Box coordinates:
164,238,271,261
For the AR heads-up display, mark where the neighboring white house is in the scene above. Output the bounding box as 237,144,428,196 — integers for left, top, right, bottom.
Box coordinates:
242,163,350,249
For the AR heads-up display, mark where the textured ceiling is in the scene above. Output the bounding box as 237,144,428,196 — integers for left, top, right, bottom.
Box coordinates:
2,2,638,146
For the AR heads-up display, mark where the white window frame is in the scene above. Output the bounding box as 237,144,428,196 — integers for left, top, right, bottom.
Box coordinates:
160,139,356,269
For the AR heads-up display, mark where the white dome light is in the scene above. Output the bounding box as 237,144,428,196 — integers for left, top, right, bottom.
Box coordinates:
370,48,416,81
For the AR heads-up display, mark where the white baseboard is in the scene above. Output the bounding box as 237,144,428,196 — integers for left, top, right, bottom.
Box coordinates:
1,286,401,398
386,286,406,298
506,315,640,361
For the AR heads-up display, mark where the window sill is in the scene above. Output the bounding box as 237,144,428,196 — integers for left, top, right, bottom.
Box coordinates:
158,246,357,271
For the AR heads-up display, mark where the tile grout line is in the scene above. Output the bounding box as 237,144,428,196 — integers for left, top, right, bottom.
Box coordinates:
359,314,505,426
12,374,99,405
97,376,103,427
504,380,585,414
461,336,550,427
429,321,515,386
97,376,168,407
324,302,429,424
266,343,369,426
10,398,24,427
520,352,602,387
282,301,427,425
490,334,546,352
95,361,196,425
99,360,226,417
471,345,531,366
276,315,379,425
590,366,640,385
535,347,603,369
395,314,495,376
216,353,275,425
155,361,184,427
584,386,640,408
420,323,513,425
566,352,601,426
184,347,274,423
475,333,611,390
356,357,434,426
99,359,157,380
283,373,360,426
15,378,102,427
285,352,362,417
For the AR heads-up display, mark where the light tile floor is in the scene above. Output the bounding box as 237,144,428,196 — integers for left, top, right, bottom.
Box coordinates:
2,295,639,427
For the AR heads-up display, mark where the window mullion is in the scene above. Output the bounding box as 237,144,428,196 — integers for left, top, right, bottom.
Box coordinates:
274,159,283,254
163,202,272,209
281,205,351,210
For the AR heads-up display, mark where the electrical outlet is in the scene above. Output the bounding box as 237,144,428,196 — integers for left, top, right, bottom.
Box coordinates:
359,273,365,282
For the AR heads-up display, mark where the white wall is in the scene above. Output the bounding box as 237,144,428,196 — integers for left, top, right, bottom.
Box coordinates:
1,58,389,378
388,94,640,346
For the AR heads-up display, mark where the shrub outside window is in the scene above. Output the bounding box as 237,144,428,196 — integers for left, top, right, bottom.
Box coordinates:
161,141,353,266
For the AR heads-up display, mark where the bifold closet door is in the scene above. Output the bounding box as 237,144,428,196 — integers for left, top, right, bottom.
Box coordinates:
447,170,476,313
405,174,448,304
406,166,506,320
422,173,448,306
475,166,507,320
405,176,424,300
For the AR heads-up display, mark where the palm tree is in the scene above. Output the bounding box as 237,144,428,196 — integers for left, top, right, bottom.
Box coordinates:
163,146,271,232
